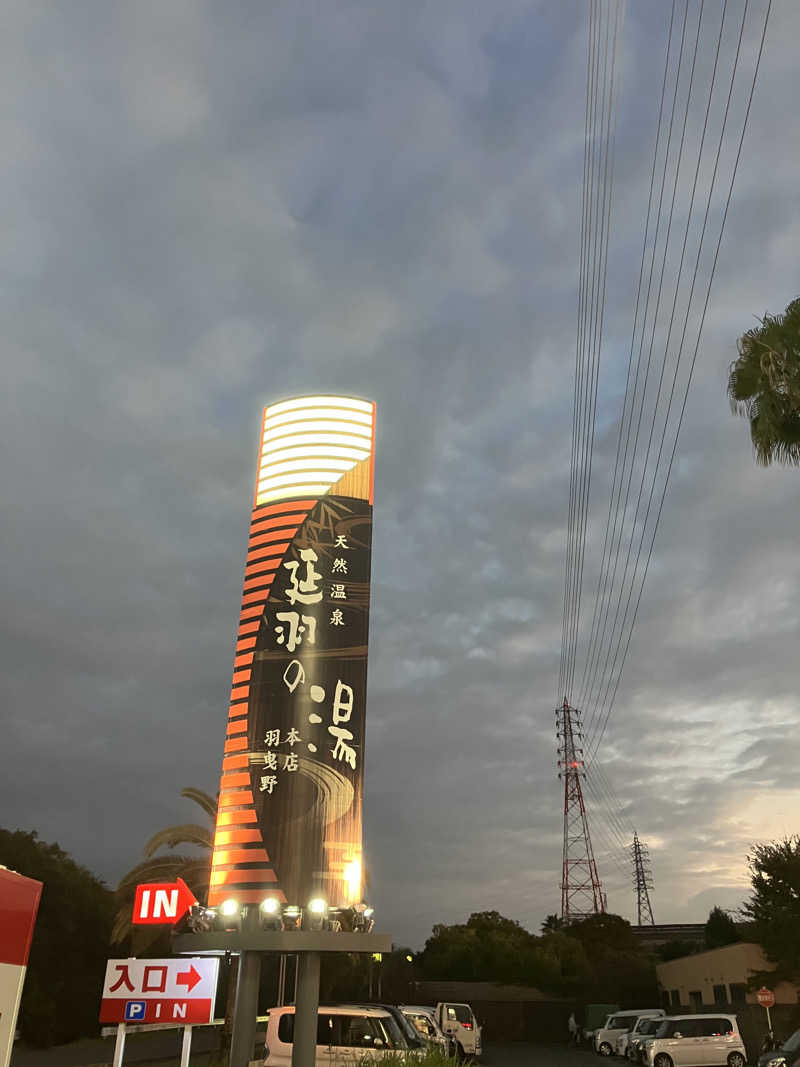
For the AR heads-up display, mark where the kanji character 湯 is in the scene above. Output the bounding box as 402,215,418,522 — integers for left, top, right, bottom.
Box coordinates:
332,679,354,724
329,725,357,769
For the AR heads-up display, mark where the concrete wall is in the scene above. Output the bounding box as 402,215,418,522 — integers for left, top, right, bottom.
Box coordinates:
656,942,798,1007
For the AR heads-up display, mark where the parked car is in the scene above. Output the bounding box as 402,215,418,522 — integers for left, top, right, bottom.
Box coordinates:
342,1004,427,1053
627,1017,666,1063
759,1027,800,1067
435,1002,482,1060
584,1004,621,1046
645,1014,746,1067
617,1015,667,1059
595,1010,665,1056
263,1005,411,1067
400,1005,456,1057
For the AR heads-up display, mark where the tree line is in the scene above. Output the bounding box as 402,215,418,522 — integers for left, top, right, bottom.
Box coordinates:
3,815,800,1048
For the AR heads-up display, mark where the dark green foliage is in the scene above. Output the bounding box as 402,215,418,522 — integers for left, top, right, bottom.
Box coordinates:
704,906,740,949
728,296,800,466
540,913,564,934
112,787,215,948
658,940,701,962
743,836,800,984
0,828,114,1047
418,910,656,1003
566,914,658,1003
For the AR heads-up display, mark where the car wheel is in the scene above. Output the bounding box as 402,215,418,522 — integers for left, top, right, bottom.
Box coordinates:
599,1043,614,1057
653,1055,673,1067
727,1054,746,1067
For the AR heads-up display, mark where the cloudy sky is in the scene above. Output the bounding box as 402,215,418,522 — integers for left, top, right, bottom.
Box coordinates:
2,0,798,950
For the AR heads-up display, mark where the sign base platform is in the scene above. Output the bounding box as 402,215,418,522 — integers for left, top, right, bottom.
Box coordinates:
172,929,392,955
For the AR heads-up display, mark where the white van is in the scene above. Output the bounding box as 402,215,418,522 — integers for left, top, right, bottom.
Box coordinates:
595,1009,664,1056
435,1002,482,1059
644,1014,746,1067
400,1005,455,1057
616,1014,666,1059
264,1005,410,1067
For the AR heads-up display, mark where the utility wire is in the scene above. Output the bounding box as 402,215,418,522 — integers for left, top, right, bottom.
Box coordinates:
588,0,772,759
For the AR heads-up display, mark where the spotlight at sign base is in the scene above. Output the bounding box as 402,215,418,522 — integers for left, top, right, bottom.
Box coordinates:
218,898,241,933
306,897,328,931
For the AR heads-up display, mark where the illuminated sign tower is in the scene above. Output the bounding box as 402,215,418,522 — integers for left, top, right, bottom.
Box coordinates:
208,396,376,911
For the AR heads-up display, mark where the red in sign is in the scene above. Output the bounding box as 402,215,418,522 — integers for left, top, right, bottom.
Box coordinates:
132,878,198,925
757,987,775,1008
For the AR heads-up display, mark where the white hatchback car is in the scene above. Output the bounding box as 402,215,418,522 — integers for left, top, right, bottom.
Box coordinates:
264,1005,410,1067
596,1010,665,1057
645,1014,746,1067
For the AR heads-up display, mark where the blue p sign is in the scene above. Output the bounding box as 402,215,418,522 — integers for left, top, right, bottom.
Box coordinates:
124,1001,146,1021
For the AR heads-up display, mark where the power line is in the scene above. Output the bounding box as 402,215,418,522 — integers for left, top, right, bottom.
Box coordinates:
588,0,773,758
572,0,772,759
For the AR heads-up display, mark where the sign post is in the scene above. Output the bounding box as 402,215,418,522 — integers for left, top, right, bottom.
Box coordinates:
757,987,775,1037
100,957,219,1025
173,396,388,1067
0,867,42,1067
100,958,219,1067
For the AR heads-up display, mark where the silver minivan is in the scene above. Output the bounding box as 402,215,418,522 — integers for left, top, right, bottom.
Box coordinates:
264,1005,411,1067
596,1010,665,1056
645,1014,746,1067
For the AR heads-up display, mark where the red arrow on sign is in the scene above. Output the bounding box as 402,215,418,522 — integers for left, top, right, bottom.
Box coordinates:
132,877,198,925
176,965,202,993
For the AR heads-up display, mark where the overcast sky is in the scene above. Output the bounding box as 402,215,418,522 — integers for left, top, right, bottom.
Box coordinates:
2,0,798,950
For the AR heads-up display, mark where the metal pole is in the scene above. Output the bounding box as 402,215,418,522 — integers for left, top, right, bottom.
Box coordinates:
278,954,286,1007
229,951,262,1067
766,1004,773,1038
292,954,299,1005
180,1026,193,1067
112,1024,126,1067
291,952,320,1067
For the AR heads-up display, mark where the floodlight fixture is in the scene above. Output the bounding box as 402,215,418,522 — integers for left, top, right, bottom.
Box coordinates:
305,897,328,931
218,897,242,932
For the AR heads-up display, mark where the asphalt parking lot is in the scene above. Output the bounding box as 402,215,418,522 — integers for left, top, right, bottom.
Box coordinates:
484,1043,595,1067
11,1037,595,1067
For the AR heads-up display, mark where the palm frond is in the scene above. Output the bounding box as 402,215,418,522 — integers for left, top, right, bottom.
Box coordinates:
143,823,214,857
117,854,205,890
181,788,218,821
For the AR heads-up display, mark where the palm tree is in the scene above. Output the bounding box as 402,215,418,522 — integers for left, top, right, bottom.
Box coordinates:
728,296,800,466
541,913,565,934
112,787,216,947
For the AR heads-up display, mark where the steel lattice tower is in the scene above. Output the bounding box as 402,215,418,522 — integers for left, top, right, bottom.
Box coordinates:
631,831,655,925
557,701,605,922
